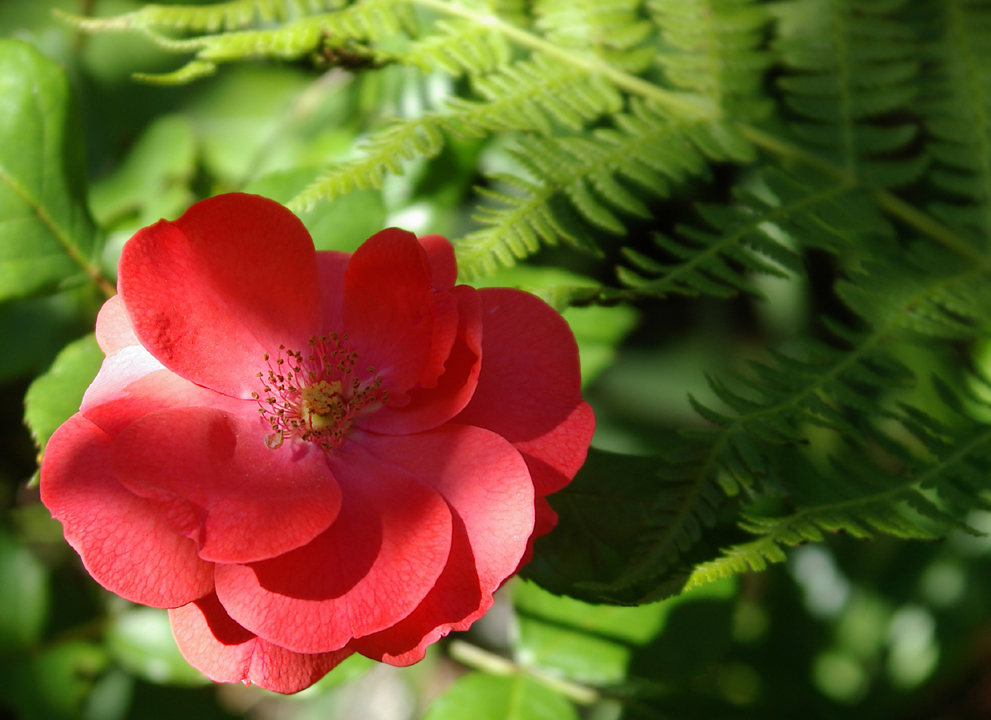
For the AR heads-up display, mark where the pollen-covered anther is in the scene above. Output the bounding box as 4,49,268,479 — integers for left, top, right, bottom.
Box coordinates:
254,335,385,451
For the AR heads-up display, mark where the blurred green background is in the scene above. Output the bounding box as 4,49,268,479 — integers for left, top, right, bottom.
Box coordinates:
2,1,991,719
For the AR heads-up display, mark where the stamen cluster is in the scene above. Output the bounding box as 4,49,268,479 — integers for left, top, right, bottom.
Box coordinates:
252,333,386,451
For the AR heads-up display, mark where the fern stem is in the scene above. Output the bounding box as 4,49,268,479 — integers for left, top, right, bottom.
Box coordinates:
736,125,987,266
409,0,715,120
871,190,987,265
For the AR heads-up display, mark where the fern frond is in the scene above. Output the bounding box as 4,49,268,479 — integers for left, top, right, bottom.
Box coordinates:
123,1,415,82
773,0,925,185
534,0,656,72
401,19,511,76
445,54,624,135
920,0,991,244
602,240,991,593
288,54,623,211
289,118,446,211
455,100,754,278
686,412,991,592
649,0,773,120
57,0,343,33
616,167,893,301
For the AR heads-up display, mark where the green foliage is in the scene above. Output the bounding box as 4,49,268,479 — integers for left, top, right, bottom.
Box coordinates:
0,40,104,301
13,0,991,716
0,530,48,655
47,0,991,608
423,672,580,720
24,334,103,468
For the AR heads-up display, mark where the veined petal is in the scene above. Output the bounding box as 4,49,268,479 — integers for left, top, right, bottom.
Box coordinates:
40,414,214,608
454,288,595,497
170,592,352,694
350,425,533,664
362,286,482,435
351,516,479,666
342,229,440,400
112,407,342,564
214,444,452,654
119,193,322,399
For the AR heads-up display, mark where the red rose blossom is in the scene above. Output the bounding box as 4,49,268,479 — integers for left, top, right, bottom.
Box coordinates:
39,193,594,694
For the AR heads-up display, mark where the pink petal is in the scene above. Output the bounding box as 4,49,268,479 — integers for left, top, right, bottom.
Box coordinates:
81,350,244,438
418,234,457,290
111,407,342,564
342,228,442,400
119,193,322,399
361,286,482,435
317,250,350,333
351,516,479,666
95,295,138,356
170,592,351,694
419,289,460,390
213,444,453,654
40,414,214,608
454,288,595,497
349,425,534,664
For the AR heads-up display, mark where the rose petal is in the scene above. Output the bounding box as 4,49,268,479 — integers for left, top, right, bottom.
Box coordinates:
351,515,479,666
95,295,138,356
40,414,214,608
112,407,342,564
418,234,457,291
362,286,482,435
454,288,595,496
342,228,444,399
349,425,533,664
119,193,322,398
317,250,349,333
170,592,351,694
214,443,452,654
82,351,245,438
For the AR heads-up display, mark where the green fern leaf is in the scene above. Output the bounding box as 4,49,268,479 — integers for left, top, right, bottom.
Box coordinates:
57,0,345,33
920,0,991,244
401,20,511,76
534,0,656,72
455,101,753,279
649,0,773,120
773,0,923,185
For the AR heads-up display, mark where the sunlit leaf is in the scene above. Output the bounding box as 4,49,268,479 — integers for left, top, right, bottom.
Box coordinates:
24,334,103,464
0,40,102,300
423,672,578,720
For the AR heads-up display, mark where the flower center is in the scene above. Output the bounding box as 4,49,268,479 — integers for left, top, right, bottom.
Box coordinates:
252,333,386,451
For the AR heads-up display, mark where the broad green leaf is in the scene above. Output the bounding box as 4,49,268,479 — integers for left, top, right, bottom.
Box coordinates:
0,530,49,655
512,580,734,686
24,333,104,462
423,672,578,720
514,615,632,686
514,581,666,645
0,39,101,300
